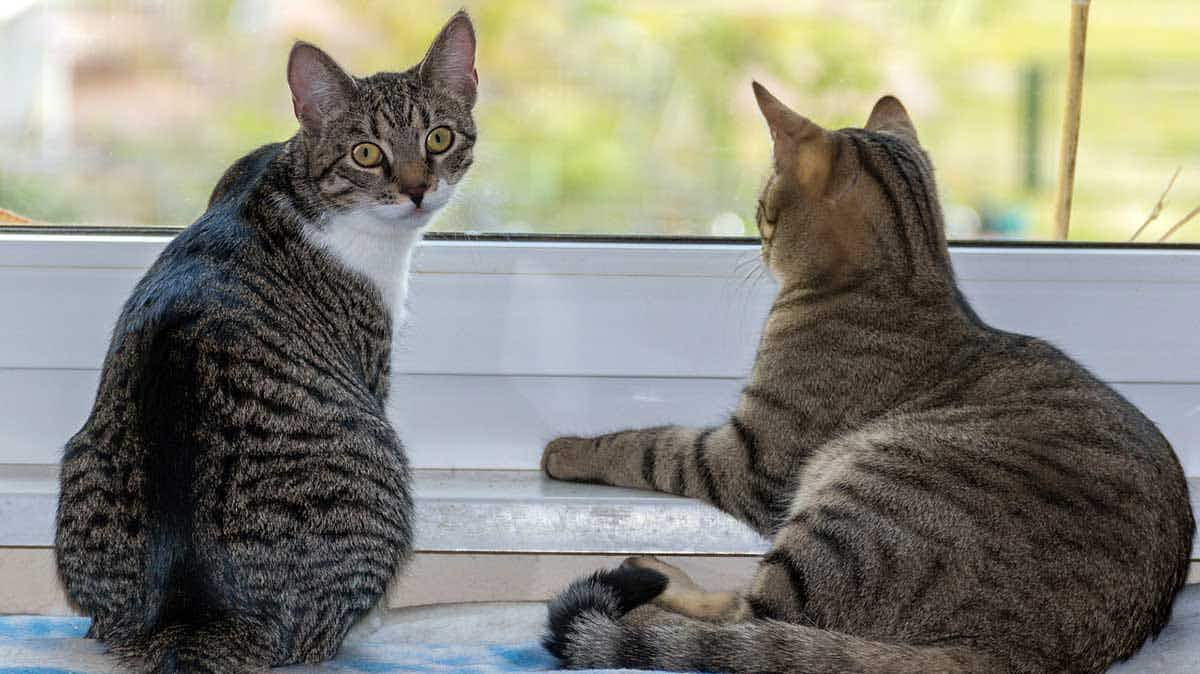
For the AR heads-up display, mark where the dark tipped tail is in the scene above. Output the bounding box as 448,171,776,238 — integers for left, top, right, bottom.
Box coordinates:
544,565,669,660
545,566,998,673
108,618,274,674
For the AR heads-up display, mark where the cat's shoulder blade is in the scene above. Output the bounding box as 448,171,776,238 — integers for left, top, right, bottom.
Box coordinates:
118,210,250,340
207,142,287,209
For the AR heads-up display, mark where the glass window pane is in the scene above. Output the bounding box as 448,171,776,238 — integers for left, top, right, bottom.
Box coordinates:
1,1,1197,242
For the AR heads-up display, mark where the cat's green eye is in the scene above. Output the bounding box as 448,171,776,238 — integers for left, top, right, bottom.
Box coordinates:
351,142,384,168
426,126,454,154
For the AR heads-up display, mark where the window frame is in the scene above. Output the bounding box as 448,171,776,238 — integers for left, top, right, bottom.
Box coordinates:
0,231,1197,562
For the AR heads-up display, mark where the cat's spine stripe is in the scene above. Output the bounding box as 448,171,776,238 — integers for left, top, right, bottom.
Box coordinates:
847,134,918,285
871,135,938,260
871,132,948,274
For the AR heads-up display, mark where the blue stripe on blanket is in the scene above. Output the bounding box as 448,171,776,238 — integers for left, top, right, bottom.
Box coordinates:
0,617,600,674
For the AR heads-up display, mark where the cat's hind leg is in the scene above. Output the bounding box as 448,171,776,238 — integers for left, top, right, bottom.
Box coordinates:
54,438,146,641
542,420,793,535
618,534,813,629
621,555,751,624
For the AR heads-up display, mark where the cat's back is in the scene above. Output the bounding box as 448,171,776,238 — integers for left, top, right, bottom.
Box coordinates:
940,328,1181,471
112,144,289,348
881,326,1190,548
789,324,1193,670
55,148,276,636
101,143,310,389
71,154,269,453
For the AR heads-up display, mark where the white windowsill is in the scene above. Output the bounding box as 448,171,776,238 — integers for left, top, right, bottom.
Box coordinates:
0,466,770,554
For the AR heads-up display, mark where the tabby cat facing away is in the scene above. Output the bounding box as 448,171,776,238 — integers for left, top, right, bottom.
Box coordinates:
54,12,477,673
542,85,1194,673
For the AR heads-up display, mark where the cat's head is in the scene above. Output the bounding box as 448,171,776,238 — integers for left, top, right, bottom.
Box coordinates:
286,11,477,230
751,83,952,293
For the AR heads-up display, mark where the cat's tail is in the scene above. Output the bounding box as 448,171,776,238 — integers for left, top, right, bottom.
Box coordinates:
106,618,276,674
544,566,999,673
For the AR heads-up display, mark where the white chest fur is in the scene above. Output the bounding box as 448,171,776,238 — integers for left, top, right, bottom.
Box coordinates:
304,208,430,316
301,179,458,316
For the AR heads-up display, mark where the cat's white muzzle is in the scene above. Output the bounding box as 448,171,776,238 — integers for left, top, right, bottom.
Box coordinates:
366,179,454,228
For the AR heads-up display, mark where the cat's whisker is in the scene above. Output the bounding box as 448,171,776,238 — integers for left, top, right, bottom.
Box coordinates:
732,263,760,304
733,251,759,272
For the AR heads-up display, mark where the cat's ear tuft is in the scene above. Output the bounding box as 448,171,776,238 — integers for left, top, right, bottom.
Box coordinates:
420,11,478,107
287,42,357,133
865,95,918,143
752,82,832,180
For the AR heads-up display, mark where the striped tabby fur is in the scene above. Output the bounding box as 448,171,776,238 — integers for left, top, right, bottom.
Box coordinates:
542,85,1194,673
54,12,476,673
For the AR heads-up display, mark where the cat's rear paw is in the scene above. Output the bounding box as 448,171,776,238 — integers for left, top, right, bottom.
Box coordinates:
622,555,700,591
541,436,594,481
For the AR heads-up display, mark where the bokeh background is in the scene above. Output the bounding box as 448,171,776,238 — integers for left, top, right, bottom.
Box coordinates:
0,0,1197,241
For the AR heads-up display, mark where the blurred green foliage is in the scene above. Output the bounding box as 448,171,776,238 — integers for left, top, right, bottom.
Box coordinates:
1,0,1198,242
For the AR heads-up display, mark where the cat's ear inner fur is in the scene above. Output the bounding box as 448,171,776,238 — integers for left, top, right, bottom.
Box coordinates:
287,42,357,133
752,81,835,195
420,11,478,107
865,95,919,143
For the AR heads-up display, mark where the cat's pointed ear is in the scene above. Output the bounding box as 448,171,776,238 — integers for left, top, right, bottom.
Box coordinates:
865,95,918,143
752,82,834,186
419,11,478,107
287,42,357,133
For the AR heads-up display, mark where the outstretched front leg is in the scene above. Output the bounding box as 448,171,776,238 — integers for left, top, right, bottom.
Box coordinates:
541,419,793,535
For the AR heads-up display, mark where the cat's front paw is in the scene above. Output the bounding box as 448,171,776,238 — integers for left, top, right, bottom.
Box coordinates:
541,436,596,481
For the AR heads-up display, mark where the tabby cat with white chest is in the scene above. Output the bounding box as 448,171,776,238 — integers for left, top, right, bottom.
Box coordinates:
542,85,1194,673
54,12,476,672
